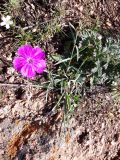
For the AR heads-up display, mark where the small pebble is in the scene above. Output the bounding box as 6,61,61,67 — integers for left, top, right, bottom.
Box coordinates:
0,149,4,155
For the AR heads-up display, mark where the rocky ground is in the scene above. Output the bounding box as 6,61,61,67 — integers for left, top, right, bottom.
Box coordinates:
0,86,120,160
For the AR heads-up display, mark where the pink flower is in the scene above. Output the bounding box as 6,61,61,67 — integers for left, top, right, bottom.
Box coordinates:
13,44,46,78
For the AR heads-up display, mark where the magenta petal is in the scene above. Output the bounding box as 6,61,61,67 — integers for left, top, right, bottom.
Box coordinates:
13,57,26,71
33,60,46,73
32,47,45,59
21,64,36,78
17,44,33,58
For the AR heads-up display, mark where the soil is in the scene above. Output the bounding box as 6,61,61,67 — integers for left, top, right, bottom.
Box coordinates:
0,0,120,160
0,86,120,160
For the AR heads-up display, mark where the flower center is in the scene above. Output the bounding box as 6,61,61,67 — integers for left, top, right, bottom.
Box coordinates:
27,58,33,64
